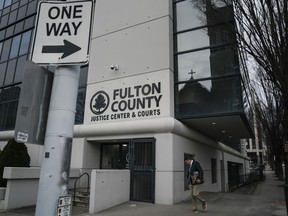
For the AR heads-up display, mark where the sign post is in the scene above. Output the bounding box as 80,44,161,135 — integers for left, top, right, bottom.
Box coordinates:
31,1,93,215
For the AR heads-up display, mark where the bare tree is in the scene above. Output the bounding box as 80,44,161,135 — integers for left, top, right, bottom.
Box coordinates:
191,0,288,178
232,0,288,179
251,67,285,179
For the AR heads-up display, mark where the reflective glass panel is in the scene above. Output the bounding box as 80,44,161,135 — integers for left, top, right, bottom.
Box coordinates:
5,59,16,85
8,9,17,24
19,30,31,55
14,21,24,33
0,103,8,130
177,49,211,82
175,76,242,118
5,100,18,129
5,25,14,37
1,39,12,62
0,0,4,10
24,16,34,29
0,14,9,28
75,87,86,125
176,0,206,31
0,42,3,56
9,35,21,59
177,45,239,82
4,0,11,7
26,1,37,15
177,28,209,52
0,30,5,40
20,0,28,6
0,62,7,85
14,55,27,83
17,5,27,20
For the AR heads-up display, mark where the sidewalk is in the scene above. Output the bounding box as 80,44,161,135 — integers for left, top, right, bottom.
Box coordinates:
1,169,286,216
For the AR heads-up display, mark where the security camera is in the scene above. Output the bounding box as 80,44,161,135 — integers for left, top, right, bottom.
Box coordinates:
110,64,119,71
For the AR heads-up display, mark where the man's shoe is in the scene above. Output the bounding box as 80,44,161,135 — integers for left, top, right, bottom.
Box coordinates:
188,209,198,213
202,201,208,212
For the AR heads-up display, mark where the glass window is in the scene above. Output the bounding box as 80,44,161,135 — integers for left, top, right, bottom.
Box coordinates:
208,24,236,45
177,49,211,82
0,30,5,40
1,39,12,62
2,6,10,15
75,87,86,125
211,0,232,8
0,86,11,102
0,103,8,130
17,5,27,20
11,85,20,100
8,9,17,24
26,1,37,15
0,85,20,131
14,55,27,83
175,76,242,118
24,16,34,29
0,42,3,56
177,28,209,53
0,0,4,10
0,14,9,28
11,1,18,11
4,0,11,7
79,66,88,86
0,62,7,85
5,100,18,129
100,143,129,169
5,25,14,37
177,45,239,82
19,0,28,6
5,59,16,85
19,30,31,55
176,0,206,32
14,21,24,33
9,35,21,59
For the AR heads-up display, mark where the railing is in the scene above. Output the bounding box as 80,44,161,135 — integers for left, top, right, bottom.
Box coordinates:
228,170,265,191
73,172,90,206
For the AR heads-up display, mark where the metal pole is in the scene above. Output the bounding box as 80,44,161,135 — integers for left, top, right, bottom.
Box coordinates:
35,65,80,216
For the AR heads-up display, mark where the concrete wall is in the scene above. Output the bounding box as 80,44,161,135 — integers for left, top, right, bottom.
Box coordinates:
89,169,130,213
1,167,40,209
0,167,80,210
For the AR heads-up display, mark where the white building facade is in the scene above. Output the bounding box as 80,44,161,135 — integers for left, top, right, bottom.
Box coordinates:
0,0,253,211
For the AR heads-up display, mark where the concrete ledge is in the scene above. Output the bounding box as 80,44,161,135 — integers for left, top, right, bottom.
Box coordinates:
3,167,40,179
1,167,82,210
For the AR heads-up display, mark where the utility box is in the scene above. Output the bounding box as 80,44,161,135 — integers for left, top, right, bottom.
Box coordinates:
14,61,53,144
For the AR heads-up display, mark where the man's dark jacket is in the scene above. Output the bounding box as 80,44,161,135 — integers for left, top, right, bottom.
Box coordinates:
187,160,204,184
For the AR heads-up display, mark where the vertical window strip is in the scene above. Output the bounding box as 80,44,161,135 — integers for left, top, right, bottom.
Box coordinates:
9,33,20,58
19,29,30,55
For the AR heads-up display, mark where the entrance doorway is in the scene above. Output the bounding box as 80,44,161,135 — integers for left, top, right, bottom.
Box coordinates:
100,142,129,169
99,138,155,203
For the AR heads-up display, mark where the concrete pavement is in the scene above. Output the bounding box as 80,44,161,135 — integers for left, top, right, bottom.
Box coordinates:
1,169,286,216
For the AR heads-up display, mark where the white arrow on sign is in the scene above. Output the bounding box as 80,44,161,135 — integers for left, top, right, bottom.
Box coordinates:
30,0,93,65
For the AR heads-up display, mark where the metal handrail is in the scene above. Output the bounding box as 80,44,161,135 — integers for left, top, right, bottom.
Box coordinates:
73,172,90,206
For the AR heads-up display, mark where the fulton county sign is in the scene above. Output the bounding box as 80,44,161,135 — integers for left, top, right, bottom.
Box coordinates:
30,0,93,65
86,71,171,124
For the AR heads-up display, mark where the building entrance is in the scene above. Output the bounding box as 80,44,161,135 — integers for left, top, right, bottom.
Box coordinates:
100,138,155,203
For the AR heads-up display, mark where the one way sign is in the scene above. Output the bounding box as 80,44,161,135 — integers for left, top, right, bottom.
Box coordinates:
30,0,93,65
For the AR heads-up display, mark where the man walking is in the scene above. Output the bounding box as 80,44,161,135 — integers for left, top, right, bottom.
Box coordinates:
185,157,208,213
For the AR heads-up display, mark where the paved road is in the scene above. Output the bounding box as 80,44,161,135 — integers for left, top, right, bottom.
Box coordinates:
1,169,286,216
